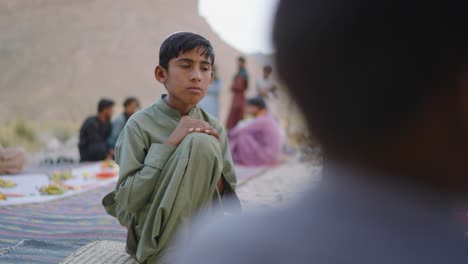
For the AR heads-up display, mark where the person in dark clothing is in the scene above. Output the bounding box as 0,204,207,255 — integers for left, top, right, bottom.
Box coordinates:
79,98,115,162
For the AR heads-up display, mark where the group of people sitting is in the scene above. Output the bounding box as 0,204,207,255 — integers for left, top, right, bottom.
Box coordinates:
79,93,281,167
78,97,140,162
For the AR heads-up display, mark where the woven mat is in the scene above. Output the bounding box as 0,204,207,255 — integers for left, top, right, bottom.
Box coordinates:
60,240,136,264
0,183,126,263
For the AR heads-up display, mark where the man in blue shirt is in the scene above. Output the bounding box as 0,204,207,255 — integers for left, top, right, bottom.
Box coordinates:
108,97,140,149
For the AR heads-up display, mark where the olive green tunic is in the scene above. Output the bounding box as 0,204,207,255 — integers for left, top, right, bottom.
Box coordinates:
103,95,240,263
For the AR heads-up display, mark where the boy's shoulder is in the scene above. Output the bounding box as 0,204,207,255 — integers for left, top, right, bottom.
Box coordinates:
124,105,156,129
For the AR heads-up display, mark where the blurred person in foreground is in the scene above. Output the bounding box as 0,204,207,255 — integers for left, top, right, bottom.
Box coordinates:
226,56,249,130
229,97,281,166
175,1,468,263
0,147,27,174
108,97,141,149
256,65,278,116
78,98,114,162
198,65,222,118
102,32,240,263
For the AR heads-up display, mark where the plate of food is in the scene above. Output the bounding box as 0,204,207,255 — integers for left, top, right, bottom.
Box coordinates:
0,178,17,188
95,171,118,180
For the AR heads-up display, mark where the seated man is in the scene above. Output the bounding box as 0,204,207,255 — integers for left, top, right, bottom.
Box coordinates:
175,1,468,263
102,32,240,263
108,97,141,149
78,98,114,162
229,97,281,166
0,147,27,174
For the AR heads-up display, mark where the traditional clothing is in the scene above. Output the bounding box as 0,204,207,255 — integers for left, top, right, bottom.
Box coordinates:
229,113,281,166
78,116,111,162
198,79,221,118
108,112,130,149
102,95,240,263
226,68,248,130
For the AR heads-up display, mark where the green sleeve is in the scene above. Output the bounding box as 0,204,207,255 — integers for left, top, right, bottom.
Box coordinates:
114,125,176,213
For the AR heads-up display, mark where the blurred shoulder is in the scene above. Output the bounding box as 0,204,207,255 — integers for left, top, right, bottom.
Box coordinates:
175,197,318,264
125,105,156,128
81,116,98,129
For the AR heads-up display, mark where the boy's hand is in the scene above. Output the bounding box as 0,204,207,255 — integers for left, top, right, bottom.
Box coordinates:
165,116,219,146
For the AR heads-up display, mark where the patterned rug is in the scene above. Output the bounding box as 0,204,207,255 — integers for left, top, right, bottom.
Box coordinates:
0,183,126,264
0,165,268,264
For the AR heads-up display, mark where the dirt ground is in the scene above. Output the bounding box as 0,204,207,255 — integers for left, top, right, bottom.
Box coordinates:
237,157,322,210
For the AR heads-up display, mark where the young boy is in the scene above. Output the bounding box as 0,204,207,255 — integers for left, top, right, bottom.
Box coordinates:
103,32,240,263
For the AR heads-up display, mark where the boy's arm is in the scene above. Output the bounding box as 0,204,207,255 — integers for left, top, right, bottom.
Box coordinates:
219,127,237,193
114,124,176,213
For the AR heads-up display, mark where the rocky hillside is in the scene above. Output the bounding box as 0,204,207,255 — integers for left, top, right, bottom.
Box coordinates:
0,0,263,123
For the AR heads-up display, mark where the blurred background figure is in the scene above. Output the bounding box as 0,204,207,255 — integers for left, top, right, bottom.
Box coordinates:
78,98,115,162
255,65,278,116
108,97,140,149
0,147,27,174
198,65,222,118
229,97,281,166
175,0,468,264
226,56,249,130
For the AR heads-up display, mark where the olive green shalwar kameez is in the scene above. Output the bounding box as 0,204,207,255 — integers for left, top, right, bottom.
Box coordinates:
103,96,240,263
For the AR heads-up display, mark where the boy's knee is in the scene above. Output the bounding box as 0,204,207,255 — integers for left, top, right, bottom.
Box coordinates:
182,133,221,156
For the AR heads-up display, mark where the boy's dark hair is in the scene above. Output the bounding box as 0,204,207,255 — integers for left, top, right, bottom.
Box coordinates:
247,97,267,110
159,32,215,70
238,56,246,63
263,65,272,72
273,0,468,150
97,98,114,113
123,97,140,108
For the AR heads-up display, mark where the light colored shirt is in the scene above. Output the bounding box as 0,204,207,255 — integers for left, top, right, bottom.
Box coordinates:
108,113,128,149
175,163,468,264
256,77,276,98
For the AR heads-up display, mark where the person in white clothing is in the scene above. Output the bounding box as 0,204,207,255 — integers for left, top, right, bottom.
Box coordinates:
255,65,278,116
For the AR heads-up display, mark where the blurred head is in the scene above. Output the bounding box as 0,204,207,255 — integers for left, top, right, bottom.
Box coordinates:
274,0,468,194
263,65,272,78
97,98,114,120
246,97,267,117
238,56,246,69
123,97,140,116
155,32,214,108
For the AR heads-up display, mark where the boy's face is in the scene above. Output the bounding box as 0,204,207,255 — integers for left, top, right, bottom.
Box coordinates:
156,49,213,107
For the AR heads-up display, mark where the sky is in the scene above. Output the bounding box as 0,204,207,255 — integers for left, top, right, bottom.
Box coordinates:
198,0,279,54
